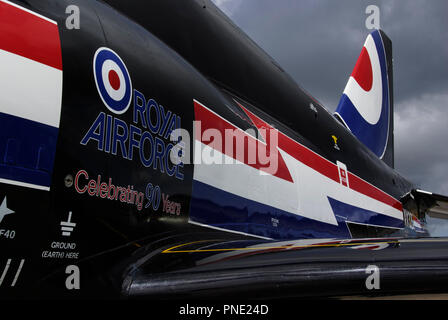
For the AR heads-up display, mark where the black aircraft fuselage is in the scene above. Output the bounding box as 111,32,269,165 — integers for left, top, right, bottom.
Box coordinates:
0,0,431,299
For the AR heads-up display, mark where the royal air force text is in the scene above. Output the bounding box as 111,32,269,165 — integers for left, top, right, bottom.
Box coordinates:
81,89,184,180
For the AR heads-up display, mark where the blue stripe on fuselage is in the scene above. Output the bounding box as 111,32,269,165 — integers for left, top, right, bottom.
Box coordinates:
0,112,59,188
327,197,404,229
190,180,402,240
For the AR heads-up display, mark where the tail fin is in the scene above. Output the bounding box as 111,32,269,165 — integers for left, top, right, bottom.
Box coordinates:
334,30,394,168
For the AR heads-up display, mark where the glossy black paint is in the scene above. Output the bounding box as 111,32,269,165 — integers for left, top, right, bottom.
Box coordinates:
0,0,425,299
123,237,448,299
103,0,410,196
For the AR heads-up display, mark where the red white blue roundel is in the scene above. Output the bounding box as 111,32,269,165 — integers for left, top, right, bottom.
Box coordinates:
334,30,389,158
93,48,132,114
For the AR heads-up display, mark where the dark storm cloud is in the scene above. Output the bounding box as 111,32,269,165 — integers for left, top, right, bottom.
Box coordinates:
214,0,448,109
395,93,448,195
212,0,448,198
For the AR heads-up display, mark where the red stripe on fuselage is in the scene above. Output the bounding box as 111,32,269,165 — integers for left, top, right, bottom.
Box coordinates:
0,1,62,70
194,100,294,183
348,173,402,211
237,102,402,212
240,103,340,183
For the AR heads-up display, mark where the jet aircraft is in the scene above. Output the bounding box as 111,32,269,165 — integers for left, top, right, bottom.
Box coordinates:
1,0,448,299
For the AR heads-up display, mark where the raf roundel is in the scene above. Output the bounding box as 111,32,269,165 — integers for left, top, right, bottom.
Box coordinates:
93,47,132,114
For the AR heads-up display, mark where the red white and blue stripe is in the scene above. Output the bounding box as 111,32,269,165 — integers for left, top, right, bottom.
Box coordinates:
0,0,63,191
190,99,403,240
412,216,426,233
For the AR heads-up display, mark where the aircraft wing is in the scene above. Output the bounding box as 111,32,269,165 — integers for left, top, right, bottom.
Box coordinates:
413,189,448,219
116,235,448,299
402,189,448,220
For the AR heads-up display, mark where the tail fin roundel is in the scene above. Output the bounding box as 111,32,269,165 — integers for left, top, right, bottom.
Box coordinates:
334,30,394,168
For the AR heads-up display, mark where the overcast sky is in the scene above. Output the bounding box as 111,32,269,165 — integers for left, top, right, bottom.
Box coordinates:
211,0,448,235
